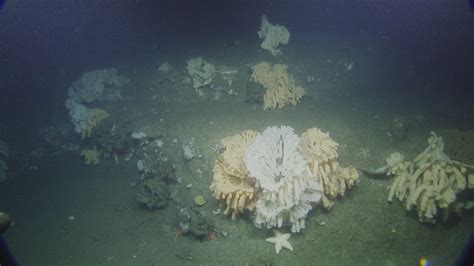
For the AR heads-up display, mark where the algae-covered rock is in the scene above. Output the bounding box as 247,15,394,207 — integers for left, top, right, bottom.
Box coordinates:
177,208,213,240
136,178,169,209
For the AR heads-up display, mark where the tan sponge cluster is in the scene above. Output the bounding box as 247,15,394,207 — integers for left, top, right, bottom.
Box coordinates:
210,127,360,226
250,62,305,110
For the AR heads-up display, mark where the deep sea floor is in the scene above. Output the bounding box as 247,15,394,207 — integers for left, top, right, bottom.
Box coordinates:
1,38,473,265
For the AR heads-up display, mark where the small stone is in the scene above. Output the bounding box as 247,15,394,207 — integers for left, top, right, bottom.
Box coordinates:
156,140,164,148
319,221,326,226
131,132,147,139
137,160,145,171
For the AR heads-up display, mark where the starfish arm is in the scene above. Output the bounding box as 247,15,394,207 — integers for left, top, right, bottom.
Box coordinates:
282,241,293,251
265,237,277,244
275,243,282,254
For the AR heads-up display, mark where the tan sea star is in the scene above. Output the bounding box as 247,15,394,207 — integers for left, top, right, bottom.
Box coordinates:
265,230,293,254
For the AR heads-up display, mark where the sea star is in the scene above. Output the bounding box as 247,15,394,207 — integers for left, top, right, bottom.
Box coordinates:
265,230,293,254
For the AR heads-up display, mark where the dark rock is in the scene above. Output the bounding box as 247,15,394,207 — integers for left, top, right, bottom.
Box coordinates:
177,208,213,240
390,116,409,141
246,79,265,104
136,177,169,209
